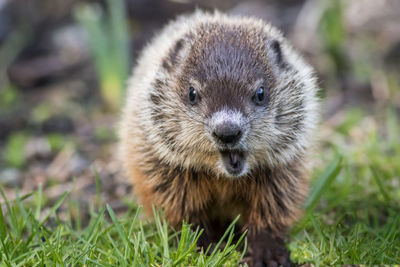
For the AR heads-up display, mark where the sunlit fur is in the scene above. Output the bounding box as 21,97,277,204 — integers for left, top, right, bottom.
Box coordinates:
119,10,319,248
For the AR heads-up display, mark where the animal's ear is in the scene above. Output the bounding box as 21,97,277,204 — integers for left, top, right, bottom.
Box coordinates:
162,38,185,72
162,32,193,72
266,39,285,69
269,40,283,64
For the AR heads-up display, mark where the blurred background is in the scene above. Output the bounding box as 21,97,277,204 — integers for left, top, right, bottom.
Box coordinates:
0,0,399,223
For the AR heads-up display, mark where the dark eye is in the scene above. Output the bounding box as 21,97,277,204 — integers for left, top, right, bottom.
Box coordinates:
188,86,198,104
253,86,266,105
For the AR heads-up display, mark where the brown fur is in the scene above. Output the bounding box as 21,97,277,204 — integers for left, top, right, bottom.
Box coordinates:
129,154,308,234
119,11,319,266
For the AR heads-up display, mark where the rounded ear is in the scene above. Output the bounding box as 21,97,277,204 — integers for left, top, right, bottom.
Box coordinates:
162,38,185,72
265,38,286,76
269,39,283,65
162,32,194,73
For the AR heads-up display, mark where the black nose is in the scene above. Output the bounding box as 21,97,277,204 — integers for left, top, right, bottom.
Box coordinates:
213,122,242,145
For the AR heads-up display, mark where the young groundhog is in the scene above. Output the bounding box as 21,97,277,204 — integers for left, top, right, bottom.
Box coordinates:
119,11,318,266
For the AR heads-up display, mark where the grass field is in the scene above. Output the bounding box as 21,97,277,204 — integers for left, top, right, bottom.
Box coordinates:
290,108,400,264
1,107,399,266
1,1,400,265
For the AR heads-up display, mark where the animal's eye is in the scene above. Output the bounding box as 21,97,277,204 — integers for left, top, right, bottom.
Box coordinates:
253,86,267,105
188,86,198,104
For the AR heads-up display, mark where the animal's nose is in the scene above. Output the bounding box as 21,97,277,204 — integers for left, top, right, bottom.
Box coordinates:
213,122,242,145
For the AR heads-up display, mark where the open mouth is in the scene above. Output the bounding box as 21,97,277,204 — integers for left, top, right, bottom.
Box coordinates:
220,150,247,176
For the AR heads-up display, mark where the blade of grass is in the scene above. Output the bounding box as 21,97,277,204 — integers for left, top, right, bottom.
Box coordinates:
35,183,43,220
173,225,203,265
107,0,130,82
124,207,141,259
210,215,240,257
94,169,102,210
0,202,8,242
152,207,170,263
40,192,68,226
0,203,12,266
304,155,343,213
106,204,129,247
370,166,391,203
0,186,19,238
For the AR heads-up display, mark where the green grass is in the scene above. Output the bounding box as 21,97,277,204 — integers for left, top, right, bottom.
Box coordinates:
290,108,400,265
4,132,29,168
74,0,131,111
0,188,245,266
1,108,400,265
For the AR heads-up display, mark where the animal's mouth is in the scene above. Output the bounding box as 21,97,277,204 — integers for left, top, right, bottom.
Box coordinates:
220,150,247,177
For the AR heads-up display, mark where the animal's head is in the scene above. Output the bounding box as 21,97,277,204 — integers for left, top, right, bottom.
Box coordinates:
147,14,318,177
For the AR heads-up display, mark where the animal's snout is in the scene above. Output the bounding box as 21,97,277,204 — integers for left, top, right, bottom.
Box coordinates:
213,122,242,145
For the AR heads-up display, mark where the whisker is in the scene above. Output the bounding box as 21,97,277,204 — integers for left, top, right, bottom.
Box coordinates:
275,110,304,118
159,102,206,126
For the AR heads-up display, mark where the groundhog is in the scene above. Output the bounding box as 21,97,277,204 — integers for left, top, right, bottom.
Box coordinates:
119,11,319,266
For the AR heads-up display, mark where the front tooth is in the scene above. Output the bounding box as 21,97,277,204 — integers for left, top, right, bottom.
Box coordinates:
229,152,238,165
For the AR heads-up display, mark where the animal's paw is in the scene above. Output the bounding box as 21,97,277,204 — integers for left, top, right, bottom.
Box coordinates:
248,232,291,267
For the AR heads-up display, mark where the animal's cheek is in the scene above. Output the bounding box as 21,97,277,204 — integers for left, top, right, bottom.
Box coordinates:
175,122,209,148
244,154,259,171
247,121,277,142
